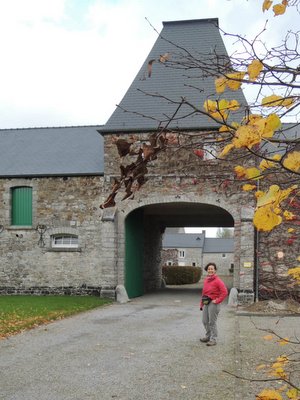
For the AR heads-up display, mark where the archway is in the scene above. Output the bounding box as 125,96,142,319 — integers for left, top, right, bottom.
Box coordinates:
124,202,235,298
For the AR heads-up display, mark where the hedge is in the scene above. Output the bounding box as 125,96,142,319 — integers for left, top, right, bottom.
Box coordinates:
162,265,202,285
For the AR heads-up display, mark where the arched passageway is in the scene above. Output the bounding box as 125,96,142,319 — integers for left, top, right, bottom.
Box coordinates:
125,202,234,298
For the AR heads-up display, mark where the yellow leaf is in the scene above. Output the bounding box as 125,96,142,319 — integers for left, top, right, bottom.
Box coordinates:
263,334,274,340
253,204,282,231
234,125,261,148
257,388,283,400
225,72,246,90
234,165,247,178
278,337,290,346
281,97,294,108
262,0,273,11
287,267,300,283
262,94,281,106
271,367,287,378
219,125,230,132
228,99,240,111
286,388,299,399
219,143,234,157
272,154,282,161
248,59,263,81
218,98,230,111
273,3,287,15
288,228,295,233
256,363,267,370
215,77,227,94
262,95,294,108
204,99,217,113
245,167,261,180
260,159,275,170
283,151,300,172
243,184,257,191
264,114,281,135
283,210,295,220
256,185,280,207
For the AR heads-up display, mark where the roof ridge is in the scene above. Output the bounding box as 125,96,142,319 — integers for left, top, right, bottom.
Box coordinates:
0,124,103,132
162,18,219,26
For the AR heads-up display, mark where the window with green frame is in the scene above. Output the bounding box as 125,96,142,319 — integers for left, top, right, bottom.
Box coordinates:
11,186,33,226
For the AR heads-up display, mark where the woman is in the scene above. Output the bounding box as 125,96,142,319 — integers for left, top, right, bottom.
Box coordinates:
200,262,228,346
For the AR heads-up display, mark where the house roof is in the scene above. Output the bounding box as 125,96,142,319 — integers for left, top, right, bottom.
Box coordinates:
100,18,248,134
0,126,104,177
162,233,234,253
163,233,205,248
203,238,234,253
261,122,300,156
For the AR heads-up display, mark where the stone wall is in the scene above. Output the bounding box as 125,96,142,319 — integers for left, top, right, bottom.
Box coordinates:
202,253,234,275
104,131,256,297
0,129,280,301
0,176,117,298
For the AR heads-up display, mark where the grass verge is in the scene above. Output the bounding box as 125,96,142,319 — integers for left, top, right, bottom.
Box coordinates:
0,295,112,339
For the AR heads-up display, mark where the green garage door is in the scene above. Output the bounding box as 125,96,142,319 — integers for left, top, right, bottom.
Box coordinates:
125,209,144,298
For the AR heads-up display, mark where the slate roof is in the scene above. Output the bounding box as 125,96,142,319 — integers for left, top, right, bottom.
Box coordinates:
101,18,248,133
261,122,300,155
0,126,104,177
162,233,234,253
163,233,205,248
203,238,234,253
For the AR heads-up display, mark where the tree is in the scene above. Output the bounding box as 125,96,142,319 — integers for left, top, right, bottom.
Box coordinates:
100,2,300,397
216,228,234,238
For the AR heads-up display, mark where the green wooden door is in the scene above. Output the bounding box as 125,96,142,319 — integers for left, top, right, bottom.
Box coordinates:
11,187,32,226
125,209,144,298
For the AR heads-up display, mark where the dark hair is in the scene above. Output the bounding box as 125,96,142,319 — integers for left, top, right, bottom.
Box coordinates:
204,262,217,271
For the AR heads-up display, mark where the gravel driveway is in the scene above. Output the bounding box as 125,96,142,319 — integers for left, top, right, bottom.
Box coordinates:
1,288,298,400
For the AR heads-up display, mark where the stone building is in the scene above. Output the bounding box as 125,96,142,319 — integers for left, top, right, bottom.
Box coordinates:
0,18,298,302
162,232,234,272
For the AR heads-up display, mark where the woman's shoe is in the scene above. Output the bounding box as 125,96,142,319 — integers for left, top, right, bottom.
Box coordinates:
200,337,210,343
206,340,217,346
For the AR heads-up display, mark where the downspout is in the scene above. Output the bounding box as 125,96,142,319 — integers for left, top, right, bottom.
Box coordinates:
254,175,260,302
254,227,259,302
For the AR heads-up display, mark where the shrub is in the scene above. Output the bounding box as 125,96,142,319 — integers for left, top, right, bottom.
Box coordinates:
162,265,202,285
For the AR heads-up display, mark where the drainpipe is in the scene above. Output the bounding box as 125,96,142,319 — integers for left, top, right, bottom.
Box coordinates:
254,227,259,302
254,171,260,302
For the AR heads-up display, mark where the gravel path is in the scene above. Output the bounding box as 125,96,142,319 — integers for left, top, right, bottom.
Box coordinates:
1,288,298,400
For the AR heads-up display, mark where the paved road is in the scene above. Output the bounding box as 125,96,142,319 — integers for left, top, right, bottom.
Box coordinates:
1,288,299,400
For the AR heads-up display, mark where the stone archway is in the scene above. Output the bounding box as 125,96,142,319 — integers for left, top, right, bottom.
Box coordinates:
124,201,242,298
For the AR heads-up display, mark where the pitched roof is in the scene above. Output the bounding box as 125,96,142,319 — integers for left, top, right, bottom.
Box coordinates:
0,126,104,177
163,233,205,248
203,238,234,253
162,233,234,253
101,18,248,133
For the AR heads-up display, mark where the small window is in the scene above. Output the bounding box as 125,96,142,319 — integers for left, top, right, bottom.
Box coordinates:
192,262,196,267
167,261,173,266
222,253,226,258
11,186,32,226
179,250,185,258
51,235,79,248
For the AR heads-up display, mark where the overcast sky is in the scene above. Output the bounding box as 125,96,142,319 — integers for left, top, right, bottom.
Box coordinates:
0,0,298,129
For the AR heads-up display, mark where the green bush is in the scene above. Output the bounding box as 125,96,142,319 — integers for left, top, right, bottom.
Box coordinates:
162,265,202,285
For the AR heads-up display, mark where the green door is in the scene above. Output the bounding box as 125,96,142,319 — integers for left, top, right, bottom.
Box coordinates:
125,209,144,298
11,187,32,226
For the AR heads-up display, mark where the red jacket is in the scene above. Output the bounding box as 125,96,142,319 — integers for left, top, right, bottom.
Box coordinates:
200,274,228,308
